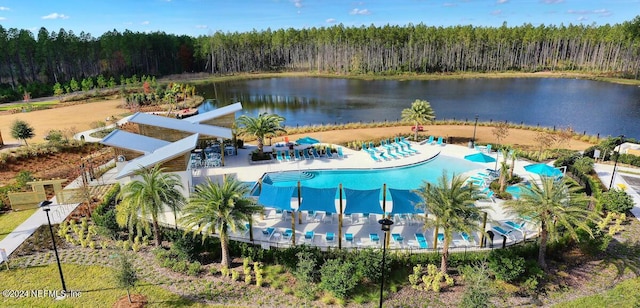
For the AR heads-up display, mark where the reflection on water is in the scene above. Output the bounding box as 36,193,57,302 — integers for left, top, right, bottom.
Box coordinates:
197,77,640,139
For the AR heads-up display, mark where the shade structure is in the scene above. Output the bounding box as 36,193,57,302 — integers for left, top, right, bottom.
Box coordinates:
299,187,338,213
464,152,496,163
388,188,424,214
257,184,295,210
524,163,562,177
343,188,384,214
296,136,320,144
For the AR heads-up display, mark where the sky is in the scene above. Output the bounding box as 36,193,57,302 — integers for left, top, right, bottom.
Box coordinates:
0,0,638,37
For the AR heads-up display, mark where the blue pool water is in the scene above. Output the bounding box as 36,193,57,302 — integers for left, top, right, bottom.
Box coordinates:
263,155,482,190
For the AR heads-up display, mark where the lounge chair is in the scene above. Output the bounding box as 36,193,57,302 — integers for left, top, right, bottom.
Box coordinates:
391,233,404,247
486,144,492,153
284,151,291,161
276,151,283,162
325,232,335,243
399,137,410,146
504,221,527,236
337,147,344,158
426,135,434,145
386,147,399,159
306,210,318,222
415,233,429,249
395,146,409,157
345,233,354,245
325,147,333,158
304,231,315,243
294,150,302,160
368,152,382,162
361,213,371,224
369,233,380,245
436,136,444,146
437,233,445,244
312,147,320,159
243,223,251,236
492,226,514,240
282,228,293,240
262,227,275,240
323,212,334,223
303,149,311,160
460,232,473,245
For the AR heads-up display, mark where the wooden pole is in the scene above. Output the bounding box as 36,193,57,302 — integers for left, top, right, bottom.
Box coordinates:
338,184,343,250
480,212,487,248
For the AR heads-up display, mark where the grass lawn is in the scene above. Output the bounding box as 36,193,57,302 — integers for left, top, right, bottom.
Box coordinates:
0,209,37,241
553,276,640,308
0,264,210,307
0,101,59,111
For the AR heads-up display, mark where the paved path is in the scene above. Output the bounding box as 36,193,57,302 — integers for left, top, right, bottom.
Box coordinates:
0,164,119,262
595,163,640,219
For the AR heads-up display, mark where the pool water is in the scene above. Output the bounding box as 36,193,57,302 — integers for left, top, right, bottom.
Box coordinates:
263,155,481,191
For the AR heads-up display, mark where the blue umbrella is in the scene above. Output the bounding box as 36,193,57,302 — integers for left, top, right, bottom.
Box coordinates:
296,136,320,144
524,163,562,177
464,152,496,163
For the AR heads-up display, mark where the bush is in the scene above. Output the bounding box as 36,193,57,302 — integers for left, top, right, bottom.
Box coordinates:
350,248,388,283
488,248,526,282
600,189,634,213
459,263,494,308
319,259,359,299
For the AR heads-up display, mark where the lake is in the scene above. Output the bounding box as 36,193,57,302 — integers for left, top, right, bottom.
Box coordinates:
197,77,640,140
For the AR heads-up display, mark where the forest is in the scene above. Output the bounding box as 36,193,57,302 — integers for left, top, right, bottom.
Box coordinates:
0,16,639,102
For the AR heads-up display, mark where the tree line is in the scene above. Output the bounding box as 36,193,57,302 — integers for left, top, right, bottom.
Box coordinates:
1,16,639,101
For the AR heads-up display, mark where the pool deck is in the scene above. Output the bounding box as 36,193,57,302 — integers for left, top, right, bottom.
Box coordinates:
182,139,541,252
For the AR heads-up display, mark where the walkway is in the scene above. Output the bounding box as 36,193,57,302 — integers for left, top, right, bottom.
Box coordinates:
595,163,640,220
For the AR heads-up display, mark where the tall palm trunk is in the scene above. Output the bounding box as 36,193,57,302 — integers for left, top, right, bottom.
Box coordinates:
152,219,161,246
126,288,132,303
440,236,450,274
538,221,548,271
257,137,264,153
220,231,230,267
413,120,418,141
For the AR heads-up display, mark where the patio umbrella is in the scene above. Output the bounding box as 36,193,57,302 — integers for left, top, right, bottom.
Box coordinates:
296,136,320,145
524,163,562,177
464,152,496,163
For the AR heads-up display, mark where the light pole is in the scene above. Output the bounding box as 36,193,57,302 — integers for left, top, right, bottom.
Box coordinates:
471,114,479,148
609,135,625,190
39,200,67,293
378,218,394,308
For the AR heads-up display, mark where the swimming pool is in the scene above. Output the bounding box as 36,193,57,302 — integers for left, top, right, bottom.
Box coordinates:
262,154,482,191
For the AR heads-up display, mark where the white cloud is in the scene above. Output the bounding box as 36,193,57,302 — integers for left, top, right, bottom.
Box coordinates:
0,17,5,21
497,0,508,4
292,0,302,8
567,9,611,17
42,13,69,20
542,0,564,4
195,25,208,29
326,18,336,23
141,21,150,25
577,16,588,21
349,8,371,15
491,9,502,16
0,6,10,11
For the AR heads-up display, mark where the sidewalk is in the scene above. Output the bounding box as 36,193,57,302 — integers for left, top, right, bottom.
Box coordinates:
594,163,640,220
0,163,119,262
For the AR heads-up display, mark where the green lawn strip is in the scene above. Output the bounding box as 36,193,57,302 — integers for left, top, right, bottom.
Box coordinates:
553,276,640,308
0,209,37,241
0,101,60,111
0,263,207,307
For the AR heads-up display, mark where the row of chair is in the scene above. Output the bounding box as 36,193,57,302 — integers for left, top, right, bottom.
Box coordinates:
421,135,445,146
362,137,419,162
275,146,345,162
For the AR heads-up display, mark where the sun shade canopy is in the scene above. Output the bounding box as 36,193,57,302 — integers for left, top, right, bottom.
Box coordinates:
258,184,295,210
388,188,424,214
343,188,383,214
298,187,337,213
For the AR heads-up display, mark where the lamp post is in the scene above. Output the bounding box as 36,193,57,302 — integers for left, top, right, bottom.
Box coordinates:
39,200,67,293
471,114,479,148
609,135,625,190
378,218,394,308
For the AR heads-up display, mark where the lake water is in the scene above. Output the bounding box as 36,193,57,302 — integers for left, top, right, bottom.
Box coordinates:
197,77,640,140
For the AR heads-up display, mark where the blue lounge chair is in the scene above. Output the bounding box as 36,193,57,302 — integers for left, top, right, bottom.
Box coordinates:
337,147,344,158
437,233,445,244
282,228,293,240
306,210,318,222
504,221,527,236
262,227,275,240
345,233,354,245
436,136,444,146
369,141,377,152
395,146,409,157
369,233,380,245
284,151,291,161
392,233,404,246
399,137,410,146
303,149,311,160
294,150,302,160
426,135,434,145
486,144,492,153
460,232,473,245
368,152,382,162
386,147,399,159
325,232,335,242
415,233,428,249
404,143,418,154
304,231,315,243
312,147,320,158
325,146,333,158
243,223,251,236
492,226,514,240
276,151,283,162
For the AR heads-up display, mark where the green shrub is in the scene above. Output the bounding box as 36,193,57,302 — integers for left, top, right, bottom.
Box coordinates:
459,263,494,308
231,270,240,281
187,261,201,276
172,260,189,273
488,248,526,282
319,259,359,299
600,189,634,213
350,248,388,283
577,228,611,256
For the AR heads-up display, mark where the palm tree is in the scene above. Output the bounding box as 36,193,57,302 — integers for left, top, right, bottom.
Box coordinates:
401,99,435,141
414,171,486,274
180,177,262,268
117,165,185,246
504,176,596,270
236,112,286,154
